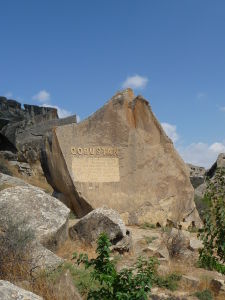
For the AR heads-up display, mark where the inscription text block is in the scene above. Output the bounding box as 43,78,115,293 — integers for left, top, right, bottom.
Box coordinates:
72,157,120,182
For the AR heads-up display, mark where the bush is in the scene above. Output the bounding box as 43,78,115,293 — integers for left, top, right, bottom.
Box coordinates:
194,289,213,300
74,233,158,299
153,272,181,291
198,168,225,274
194,195,211,220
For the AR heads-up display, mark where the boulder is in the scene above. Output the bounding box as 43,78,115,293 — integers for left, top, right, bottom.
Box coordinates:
162,228,190,257
42,89,201,227
189,237,203,251
186,163,206,188
69,207,132,252
0,185,70,251
0,172,30,190
210,278,225,295
0,280,43,300
52,270,82,300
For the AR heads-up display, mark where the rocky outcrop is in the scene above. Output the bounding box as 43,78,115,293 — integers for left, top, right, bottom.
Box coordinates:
0,96,58,129
0,280,43,300
69,207,132,252
193,153,225,198
43,89,201,227
187,163,206,188
0,185,70,270
0,96,77,163
0,186,70,250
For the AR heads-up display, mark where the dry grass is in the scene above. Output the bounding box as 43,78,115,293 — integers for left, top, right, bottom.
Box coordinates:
56,237,97,261
0,157,53,194
0,182,13,191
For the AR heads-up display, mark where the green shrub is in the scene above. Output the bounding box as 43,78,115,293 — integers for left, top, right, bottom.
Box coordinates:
153,273,181,291
194,195,211,220
74,233,158,299
194,289,213,300
198,167,225,274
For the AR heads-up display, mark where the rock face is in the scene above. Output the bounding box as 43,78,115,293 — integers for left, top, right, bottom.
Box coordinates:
0,186,70,250
194,153,225,198
70,207,131,252
0,280,43,300
42,89,201,226
187,163,206,188
0,96,77,162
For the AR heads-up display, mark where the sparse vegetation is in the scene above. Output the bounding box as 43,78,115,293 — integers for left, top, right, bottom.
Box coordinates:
198,167,225,274
194,289,213,300
153,272,182,291
140,222,157,229
69,210,77,220
143,235,158,244
0,157,13,176
0,211,35,281
194,195,211,220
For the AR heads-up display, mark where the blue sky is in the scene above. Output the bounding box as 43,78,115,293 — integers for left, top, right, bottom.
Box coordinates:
0,0,225,167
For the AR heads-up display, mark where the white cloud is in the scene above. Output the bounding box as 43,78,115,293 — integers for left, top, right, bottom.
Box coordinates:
161,121,225,168
122,75,148,89
161,122,179,143
178,141,225,168
220,106,225,112
4,92,13,98
42,104,72,118
196,92,206,99
32,90,50,103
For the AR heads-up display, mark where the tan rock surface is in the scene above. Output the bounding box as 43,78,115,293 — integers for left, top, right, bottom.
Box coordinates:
43,89,201,226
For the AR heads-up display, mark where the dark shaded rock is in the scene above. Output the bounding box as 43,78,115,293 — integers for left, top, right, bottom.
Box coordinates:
187,163,206,188
0,96,77,163
69,207,132,252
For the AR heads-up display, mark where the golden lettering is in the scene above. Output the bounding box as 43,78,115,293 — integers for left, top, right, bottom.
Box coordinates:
89,148,95,155
71,147,77,155
77,148,83,154
70,146,119,157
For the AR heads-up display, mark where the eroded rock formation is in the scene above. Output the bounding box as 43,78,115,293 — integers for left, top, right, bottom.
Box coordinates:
0,96,77,162
42,89,201,227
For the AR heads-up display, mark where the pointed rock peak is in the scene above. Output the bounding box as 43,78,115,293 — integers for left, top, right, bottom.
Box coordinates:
112,88,135,103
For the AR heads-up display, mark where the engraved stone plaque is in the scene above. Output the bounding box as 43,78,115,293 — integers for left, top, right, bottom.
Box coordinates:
72,157,120,183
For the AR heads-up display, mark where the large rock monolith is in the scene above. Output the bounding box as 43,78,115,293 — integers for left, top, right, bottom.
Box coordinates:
42,89,201,226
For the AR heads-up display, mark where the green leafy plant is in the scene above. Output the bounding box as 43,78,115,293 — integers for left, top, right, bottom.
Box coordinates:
73,233,158,300
198,167,225,274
